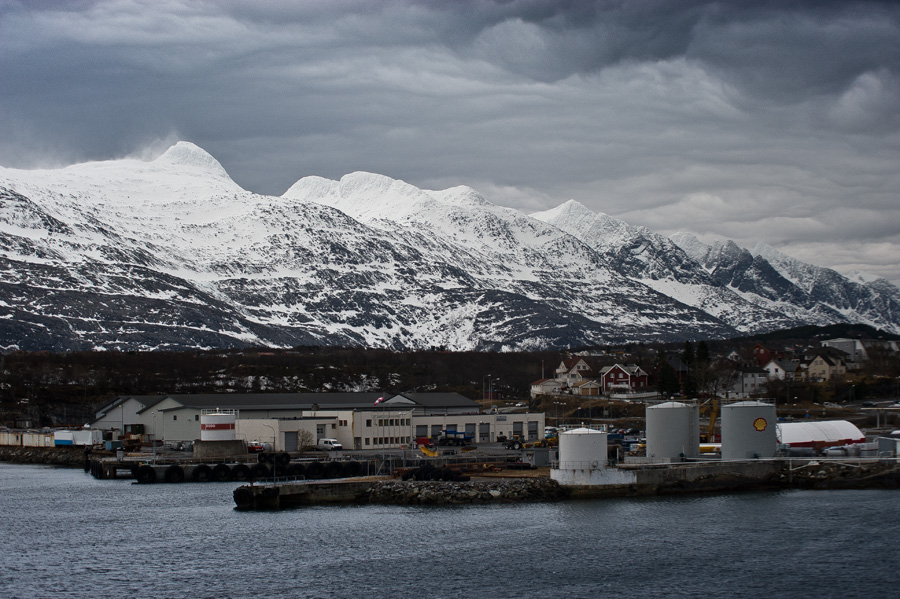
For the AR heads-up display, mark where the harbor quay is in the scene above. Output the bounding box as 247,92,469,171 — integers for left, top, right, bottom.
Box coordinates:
230,456,900,510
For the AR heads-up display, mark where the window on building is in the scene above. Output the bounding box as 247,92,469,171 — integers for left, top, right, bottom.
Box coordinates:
173,415,177,421
366,419,372,427
194,415,199,421
365,438,370,445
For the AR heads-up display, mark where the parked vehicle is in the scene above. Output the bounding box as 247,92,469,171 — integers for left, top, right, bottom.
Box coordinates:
316,438,343,451
436,430,474,446
504,435,556,450
247,440,265,453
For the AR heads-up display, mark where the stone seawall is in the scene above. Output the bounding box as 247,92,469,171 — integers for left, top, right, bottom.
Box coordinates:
0,446,88,467
780,459,900,489
365,477,567,505
233,477,569,510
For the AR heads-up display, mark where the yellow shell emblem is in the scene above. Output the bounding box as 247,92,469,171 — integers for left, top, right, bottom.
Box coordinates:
753,417,768,431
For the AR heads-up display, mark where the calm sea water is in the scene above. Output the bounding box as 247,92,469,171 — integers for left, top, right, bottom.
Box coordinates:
0,462,894,599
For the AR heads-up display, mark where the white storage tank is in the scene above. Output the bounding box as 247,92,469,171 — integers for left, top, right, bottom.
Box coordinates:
646,401,699,461
557,427,608,470
721,400,776,460
200,410,236,442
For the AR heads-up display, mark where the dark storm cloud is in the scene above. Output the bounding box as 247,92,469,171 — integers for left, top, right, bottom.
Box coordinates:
1,0,899,282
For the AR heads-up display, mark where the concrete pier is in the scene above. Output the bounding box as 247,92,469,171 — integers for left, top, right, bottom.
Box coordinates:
233,479,383,510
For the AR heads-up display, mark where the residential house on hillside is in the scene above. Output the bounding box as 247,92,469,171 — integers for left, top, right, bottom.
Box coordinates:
727,366,769,398
545,358,649,397
806,352,847,382
763,359,800,380
554,357,600,386
530,378,561,397
599,363,649,394
752,343,784,367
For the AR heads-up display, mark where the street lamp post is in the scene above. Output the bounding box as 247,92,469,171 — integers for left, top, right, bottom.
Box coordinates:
262,423,276,478
152,411,157,463
483,374,491,401
553,401,565,428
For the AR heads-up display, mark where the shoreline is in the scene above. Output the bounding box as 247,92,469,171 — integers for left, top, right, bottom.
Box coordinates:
4,448,899,509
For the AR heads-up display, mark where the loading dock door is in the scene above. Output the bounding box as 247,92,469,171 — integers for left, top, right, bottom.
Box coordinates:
284,431,298,452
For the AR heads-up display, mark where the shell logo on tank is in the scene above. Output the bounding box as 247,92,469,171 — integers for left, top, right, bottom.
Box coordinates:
753,417,768,432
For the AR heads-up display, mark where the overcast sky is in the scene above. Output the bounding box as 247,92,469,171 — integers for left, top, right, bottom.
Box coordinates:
2,0,899,284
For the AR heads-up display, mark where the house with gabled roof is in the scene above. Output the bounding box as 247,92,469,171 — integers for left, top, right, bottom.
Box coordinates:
530,378,561,398
727,366,769,398
599,364,649,394
805,352,847,382
763,359,800,381
572,380,602,396
554,357,600,385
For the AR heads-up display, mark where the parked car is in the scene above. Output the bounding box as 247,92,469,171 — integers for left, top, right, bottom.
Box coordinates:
247,440,265,453
316,438,343,451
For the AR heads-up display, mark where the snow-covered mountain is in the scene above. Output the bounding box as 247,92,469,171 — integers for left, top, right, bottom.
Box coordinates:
1,142,897,352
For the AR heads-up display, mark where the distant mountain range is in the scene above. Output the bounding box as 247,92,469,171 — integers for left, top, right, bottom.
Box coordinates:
1,141,898,352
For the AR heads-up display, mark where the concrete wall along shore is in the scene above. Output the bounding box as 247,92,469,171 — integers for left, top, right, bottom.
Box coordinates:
233,477,568,510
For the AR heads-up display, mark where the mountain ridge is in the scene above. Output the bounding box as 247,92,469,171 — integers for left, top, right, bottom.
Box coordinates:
1,142,898,352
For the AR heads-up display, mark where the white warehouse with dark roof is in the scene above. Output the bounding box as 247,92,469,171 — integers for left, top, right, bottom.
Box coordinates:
91,392,545,451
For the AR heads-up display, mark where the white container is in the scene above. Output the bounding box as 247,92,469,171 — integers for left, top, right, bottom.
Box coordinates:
53,429,102,446
646,401,699,460
557,427,607,470
200,411,236,441
721,400,777,460
23,432,54,447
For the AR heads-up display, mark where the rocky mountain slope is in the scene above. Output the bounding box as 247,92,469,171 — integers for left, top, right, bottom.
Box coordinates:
1,142,897,351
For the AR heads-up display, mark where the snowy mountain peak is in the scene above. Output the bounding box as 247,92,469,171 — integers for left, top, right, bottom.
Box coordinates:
429,185,493,209
669,232,710,262
531,199,595,230
153,141,231,179
284,171,437,222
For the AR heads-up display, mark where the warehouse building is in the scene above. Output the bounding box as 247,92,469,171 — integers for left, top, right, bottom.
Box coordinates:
90,392,544,451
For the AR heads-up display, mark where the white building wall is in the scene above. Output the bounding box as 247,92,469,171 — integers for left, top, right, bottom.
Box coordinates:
91,397,147,434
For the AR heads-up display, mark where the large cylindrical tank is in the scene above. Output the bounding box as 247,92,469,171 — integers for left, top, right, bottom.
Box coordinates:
200,411,236,441
646,401,699,460
721,400,776,460
557,427,607,470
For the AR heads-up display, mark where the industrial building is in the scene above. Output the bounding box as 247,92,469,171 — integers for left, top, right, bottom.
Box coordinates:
89,392,545,451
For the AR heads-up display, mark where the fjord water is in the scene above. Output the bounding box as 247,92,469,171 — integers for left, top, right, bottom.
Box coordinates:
0,463,893,599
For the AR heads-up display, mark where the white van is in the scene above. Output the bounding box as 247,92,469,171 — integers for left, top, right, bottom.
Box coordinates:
317,438,343,451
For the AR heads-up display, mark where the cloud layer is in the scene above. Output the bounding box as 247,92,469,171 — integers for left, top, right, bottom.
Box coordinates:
2,0,899,283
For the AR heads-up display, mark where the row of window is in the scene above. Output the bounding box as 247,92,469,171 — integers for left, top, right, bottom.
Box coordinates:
363,418,411,428
363,436,412,446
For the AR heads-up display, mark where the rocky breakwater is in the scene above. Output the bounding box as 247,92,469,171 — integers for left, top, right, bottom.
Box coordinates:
0,446,88,468
365,477,568,505
781,459,900,490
